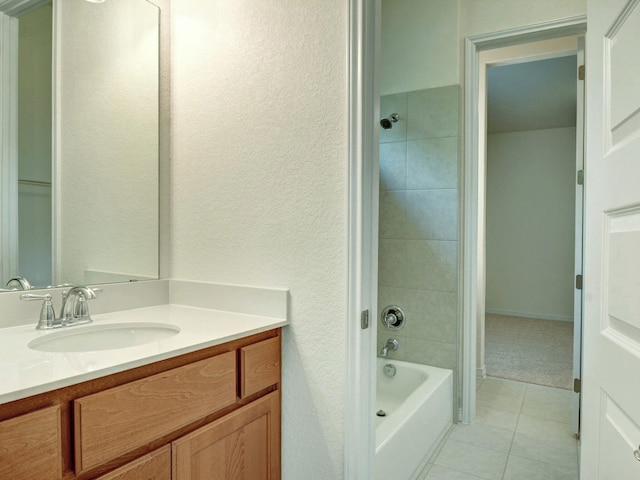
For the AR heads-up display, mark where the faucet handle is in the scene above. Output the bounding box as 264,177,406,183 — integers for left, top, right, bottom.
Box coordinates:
20,293,50,302
20,293,59,330
73,291,100,319
61,286,100,326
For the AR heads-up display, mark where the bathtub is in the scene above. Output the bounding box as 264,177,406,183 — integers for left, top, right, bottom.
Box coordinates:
374,359,453,480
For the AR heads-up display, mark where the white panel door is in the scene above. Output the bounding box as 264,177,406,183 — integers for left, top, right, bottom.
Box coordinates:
582,0,640,478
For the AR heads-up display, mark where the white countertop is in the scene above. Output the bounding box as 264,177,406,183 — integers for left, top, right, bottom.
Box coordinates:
0,304,287,405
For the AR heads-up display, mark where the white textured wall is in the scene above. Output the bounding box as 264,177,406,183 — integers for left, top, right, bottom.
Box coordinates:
56,0,159,285
381,0,459,95
380,0,587,98
486,128,576,321
460,0,586,38
171,1,348,478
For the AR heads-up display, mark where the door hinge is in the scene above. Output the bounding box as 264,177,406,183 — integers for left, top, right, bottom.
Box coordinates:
577,170,584,185
361,310,369,330
578,65,585,80
574,378,581,393
576,274,583,290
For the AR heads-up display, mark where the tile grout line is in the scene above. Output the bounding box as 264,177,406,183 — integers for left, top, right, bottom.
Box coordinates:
498,382,528,479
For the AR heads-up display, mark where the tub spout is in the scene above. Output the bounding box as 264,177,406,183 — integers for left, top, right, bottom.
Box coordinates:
379,338,399,358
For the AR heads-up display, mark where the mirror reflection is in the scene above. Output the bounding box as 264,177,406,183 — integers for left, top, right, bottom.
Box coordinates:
17,3,53,288
1,0,160,291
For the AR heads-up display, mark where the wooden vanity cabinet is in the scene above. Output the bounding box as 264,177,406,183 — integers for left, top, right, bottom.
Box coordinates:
0,328,281,480
0,405,63,480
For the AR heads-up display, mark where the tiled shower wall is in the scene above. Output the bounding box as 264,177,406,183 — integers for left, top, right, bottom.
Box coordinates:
377,85,459,376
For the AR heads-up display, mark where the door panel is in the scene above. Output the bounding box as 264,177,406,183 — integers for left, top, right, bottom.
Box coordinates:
599,394,640,478
583,0,640,477
607,1,640,145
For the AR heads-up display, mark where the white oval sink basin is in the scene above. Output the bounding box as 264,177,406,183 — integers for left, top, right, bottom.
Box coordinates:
28,322,181,352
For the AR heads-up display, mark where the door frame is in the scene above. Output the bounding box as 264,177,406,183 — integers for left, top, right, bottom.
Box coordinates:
345,0,379,479
461,16,587,423
572,36,586,435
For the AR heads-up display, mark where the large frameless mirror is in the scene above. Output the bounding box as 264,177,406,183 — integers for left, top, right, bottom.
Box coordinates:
0,0,159,291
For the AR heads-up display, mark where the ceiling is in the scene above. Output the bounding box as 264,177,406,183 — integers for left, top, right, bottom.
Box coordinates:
487,55,577,134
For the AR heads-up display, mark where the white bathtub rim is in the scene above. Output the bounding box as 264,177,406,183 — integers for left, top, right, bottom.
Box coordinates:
374,359,454,480
375,359,453,452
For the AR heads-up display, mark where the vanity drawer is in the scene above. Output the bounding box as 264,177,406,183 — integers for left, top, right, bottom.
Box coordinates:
239,336,281,398
74,351,236,474
95,445,170,480
0,405,62,480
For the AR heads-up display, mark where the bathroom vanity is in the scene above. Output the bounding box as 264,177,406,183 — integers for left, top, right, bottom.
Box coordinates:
0,303,285,480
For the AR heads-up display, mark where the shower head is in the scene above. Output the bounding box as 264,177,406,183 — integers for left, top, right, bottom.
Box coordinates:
380,118,392,129
380,113,399,130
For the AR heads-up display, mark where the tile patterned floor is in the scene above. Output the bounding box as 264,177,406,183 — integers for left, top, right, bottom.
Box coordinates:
418,377,579,480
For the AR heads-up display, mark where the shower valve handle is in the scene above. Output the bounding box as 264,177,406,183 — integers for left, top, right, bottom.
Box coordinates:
381,305,406,330
385,312,399,327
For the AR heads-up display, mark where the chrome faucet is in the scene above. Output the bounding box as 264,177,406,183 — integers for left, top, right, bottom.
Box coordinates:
6,276,32,291
379,338,399,358
60,286,99,326
20,285,101,330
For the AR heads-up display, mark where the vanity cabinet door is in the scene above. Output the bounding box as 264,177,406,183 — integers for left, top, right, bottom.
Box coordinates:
95,445,170,480
172,391,280,480
0,405,62,480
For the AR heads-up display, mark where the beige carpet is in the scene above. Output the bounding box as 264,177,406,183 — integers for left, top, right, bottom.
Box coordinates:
484,313,573,390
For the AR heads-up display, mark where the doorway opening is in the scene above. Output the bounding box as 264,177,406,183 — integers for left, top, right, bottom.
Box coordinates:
479,51,582,442
461,19,587,437
482,51,579,387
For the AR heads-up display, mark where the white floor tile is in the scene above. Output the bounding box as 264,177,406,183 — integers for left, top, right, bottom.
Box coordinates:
503,455,579,480
478,377,527,400
525,383,572,403
434,439,508,480
427,465,488,480
459,378,580,478
475,406,519,431
516,415,577,444
510,432,579,469
520,393,572,424
448,423,514,453
476,390,524,414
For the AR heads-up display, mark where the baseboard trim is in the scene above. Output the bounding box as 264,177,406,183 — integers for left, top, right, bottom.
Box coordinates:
476,365,486,379
485,309,573,322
